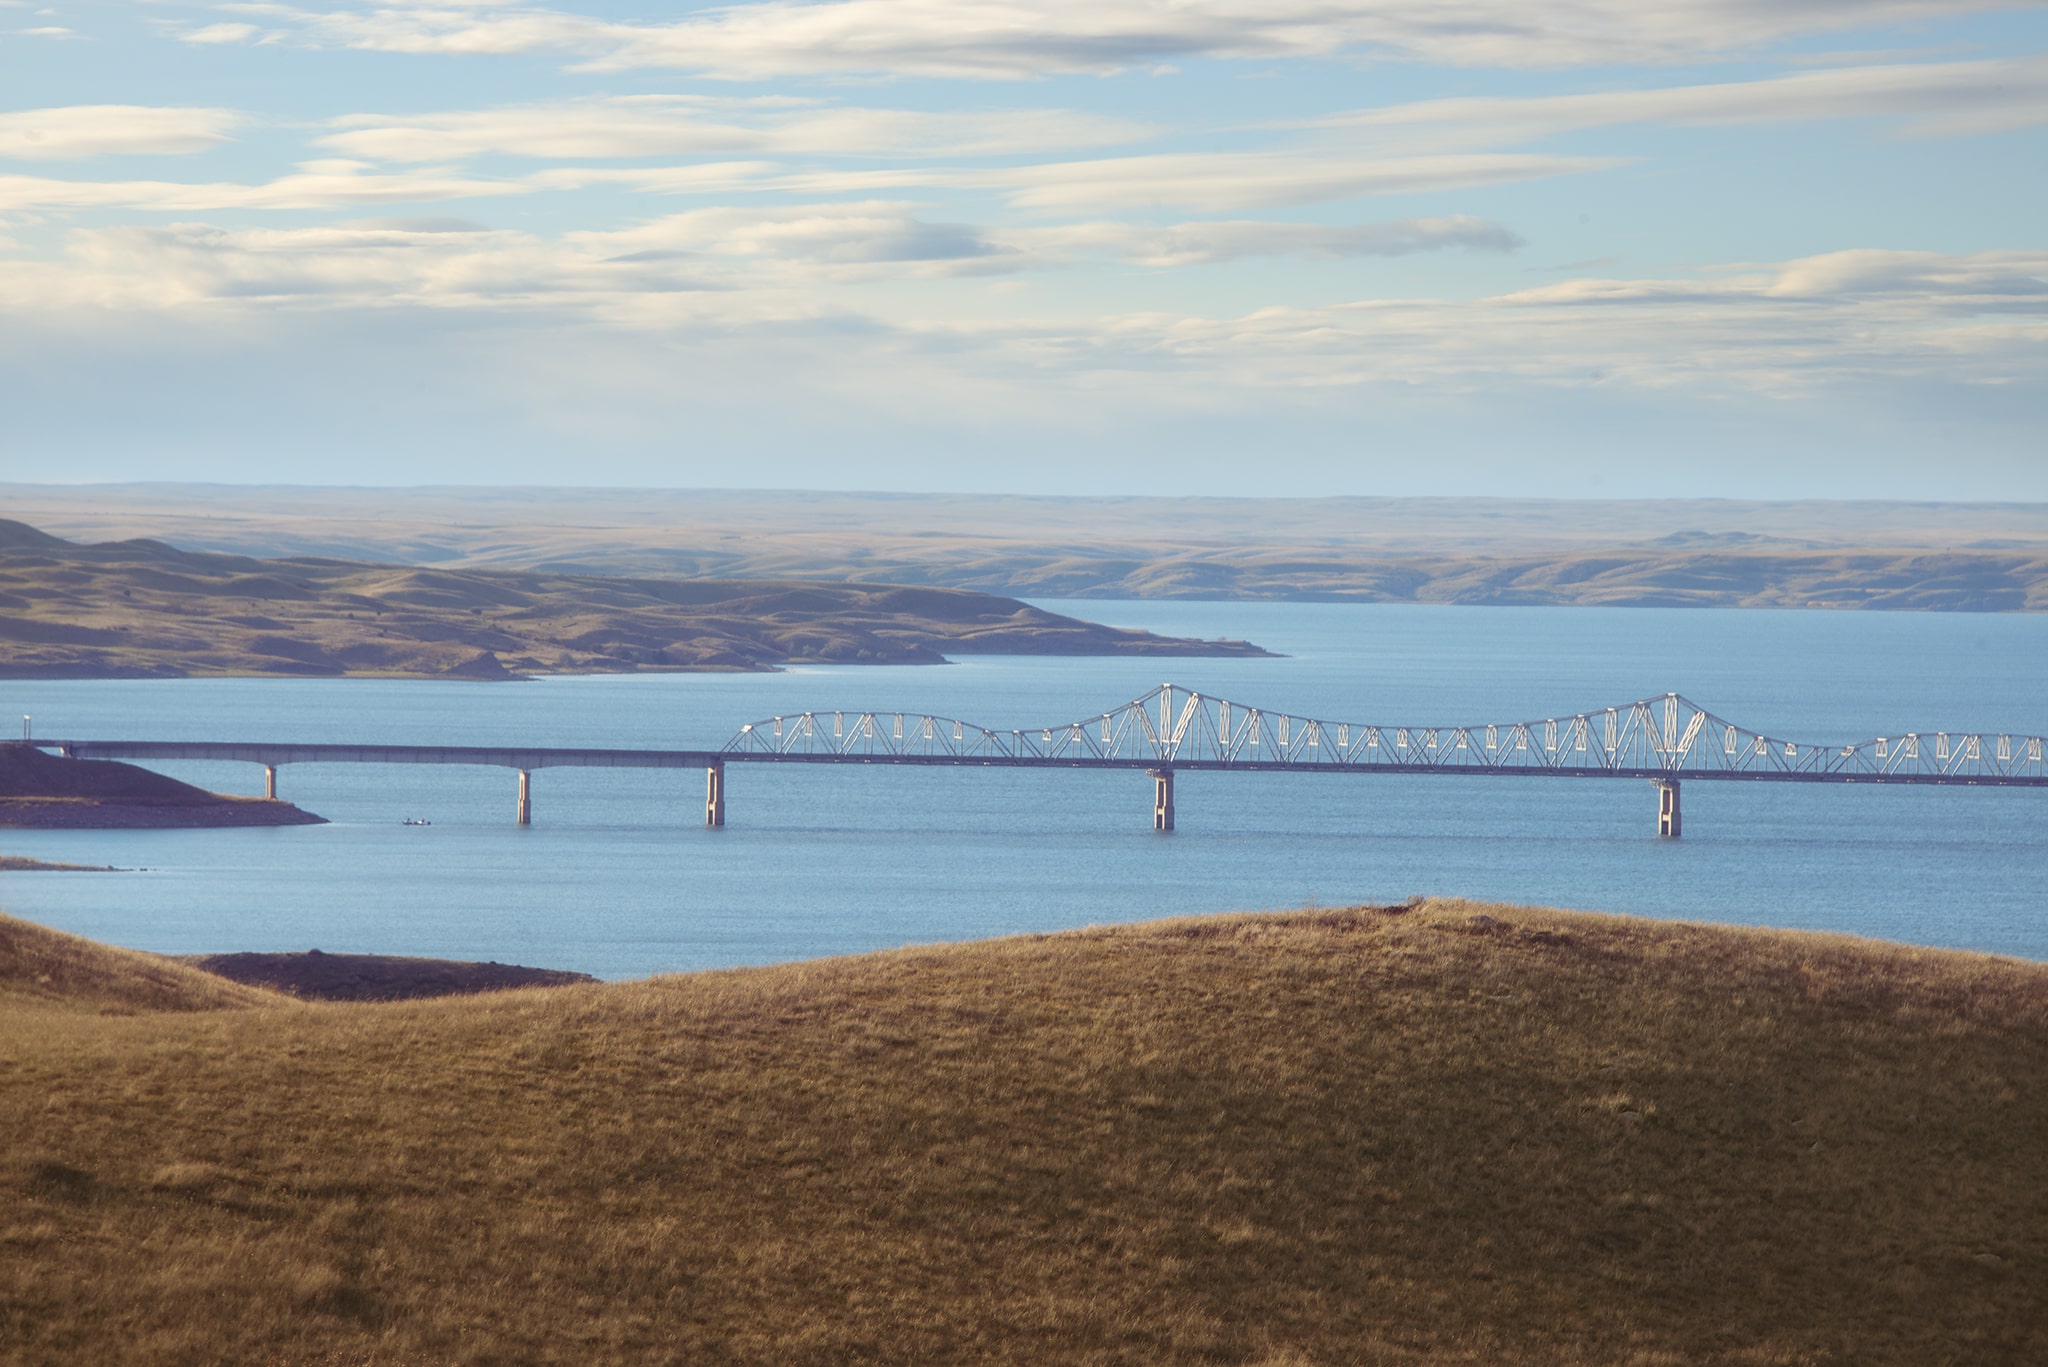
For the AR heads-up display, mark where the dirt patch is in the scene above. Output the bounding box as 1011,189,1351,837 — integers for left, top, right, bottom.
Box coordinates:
187,949,597,1001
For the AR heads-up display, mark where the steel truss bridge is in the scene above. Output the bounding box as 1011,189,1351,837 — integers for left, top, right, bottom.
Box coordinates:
38,684,2048,837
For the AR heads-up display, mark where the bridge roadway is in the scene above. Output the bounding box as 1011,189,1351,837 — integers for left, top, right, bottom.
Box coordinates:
36,684,2048,836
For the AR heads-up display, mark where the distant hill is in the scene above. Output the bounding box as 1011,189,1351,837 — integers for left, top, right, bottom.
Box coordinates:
7,485,2046,610
3,901,2043,1363
0,519,1268,679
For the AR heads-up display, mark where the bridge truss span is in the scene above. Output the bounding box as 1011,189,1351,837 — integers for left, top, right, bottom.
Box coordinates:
721,683,2048,786
35,684,2047,837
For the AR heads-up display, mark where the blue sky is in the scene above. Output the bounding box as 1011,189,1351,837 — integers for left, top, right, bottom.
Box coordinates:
1,0,2044,494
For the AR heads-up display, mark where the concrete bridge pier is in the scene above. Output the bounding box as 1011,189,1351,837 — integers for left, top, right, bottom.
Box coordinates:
705,761,726,828
1654,778,1682,838
516,769,532,826
262,765,277,800
1150,768,1175,832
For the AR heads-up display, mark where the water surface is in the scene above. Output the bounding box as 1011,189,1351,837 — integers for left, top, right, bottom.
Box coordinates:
4,602,2044,976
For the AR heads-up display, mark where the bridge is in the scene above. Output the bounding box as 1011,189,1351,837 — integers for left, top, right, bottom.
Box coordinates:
39,684,2048,837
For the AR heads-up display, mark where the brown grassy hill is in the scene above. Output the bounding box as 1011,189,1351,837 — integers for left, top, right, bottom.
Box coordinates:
0,519,1266,679
0,912,282,1013
2,900,2044,1365
0,743,324,828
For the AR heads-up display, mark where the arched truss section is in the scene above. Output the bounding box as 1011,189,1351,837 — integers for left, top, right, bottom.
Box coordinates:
723,684,2048,781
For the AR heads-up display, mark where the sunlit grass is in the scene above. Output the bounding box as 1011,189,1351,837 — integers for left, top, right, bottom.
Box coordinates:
3,902,2044,1364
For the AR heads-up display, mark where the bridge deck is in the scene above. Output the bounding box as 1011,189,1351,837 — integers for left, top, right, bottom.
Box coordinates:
33,739,2048,786
27,680,2048,831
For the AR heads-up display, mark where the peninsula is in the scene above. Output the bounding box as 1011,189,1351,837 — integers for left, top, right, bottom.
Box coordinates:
0,743,324,829
0,519,1267,679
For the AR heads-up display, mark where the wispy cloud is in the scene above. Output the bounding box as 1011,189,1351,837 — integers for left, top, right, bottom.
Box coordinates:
214,0,2025,79
0,106,244,160
181,22,261,44
963,249,2048,395
1317,54,2048,147
903,150,1622,211
9,220,2039,402
1007,215,1523,265
319,96,1150,162
0,160,521,210
0,143,1616,214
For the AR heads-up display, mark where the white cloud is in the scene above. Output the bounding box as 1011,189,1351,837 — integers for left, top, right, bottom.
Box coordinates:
182,22,261,44
0,105,243,160
0,204,1528,305
0,160,525,210
320,96,1149,162
5,219,2038,403
598,202,1004,264
574,147,1615,209
1010,214,1522,265
1319,54,2048,147
220,0,2030,79
1,140,1608,215
967,150,1621,211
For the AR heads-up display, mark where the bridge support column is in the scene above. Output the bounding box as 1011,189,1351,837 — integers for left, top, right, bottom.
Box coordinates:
516,769,532,826
262,765,277,800
705,762,726,828
1654,778,1681,838
1150,768,1175,832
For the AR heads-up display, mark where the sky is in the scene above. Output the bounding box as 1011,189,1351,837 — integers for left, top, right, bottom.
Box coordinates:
0,0,2044,495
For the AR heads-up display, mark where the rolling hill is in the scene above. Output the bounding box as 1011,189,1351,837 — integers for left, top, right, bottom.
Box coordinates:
3,901,2043,1364
0,518,1267,679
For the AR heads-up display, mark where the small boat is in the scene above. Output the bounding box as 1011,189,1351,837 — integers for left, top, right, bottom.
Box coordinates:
401,817,432,826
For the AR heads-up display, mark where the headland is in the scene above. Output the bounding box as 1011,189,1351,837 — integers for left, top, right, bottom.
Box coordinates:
0,743,323,828
0,517,1268,680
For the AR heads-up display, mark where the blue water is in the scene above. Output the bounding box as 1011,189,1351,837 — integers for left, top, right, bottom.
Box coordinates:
4,602,2045,976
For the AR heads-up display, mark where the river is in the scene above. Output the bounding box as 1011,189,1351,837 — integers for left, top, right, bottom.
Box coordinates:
4,601,2045,976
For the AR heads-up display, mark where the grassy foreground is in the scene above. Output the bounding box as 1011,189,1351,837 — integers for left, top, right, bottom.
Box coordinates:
3,902,2044,1366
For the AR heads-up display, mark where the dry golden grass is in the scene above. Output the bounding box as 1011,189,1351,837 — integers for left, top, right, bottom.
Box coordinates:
0,913,283,1013
2,901,2044,1365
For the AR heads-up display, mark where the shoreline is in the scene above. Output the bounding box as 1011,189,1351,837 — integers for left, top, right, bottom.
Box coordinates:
0,854,119,872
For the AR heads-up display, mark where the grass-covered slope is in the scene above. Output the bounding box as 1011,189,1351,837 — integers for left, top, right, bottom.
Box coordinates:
3,901,2044,1365
0,518,1266,679
0,913,283,1013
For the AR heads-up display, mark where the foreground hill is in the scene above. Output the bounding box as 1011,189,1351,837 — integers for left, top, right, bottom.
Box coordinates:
0,743,323,828
0,519,1266,679
3,902,2044,1364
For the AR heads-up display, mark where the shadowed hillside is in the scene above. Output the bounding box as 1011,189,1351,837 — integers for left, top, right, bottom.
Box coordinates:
0,743,324,828
0,519,1266,679
2,901,2043,1364
186,949,599,1001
